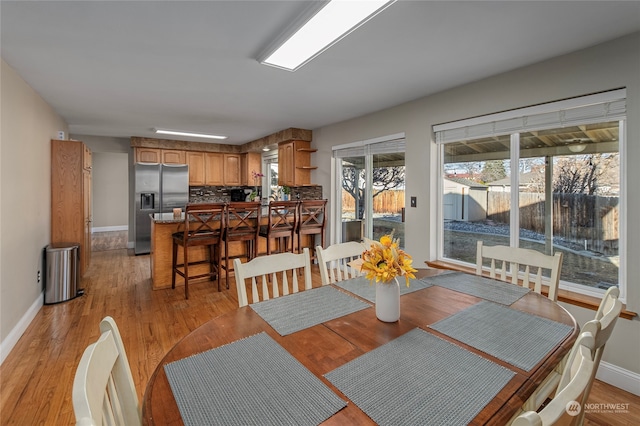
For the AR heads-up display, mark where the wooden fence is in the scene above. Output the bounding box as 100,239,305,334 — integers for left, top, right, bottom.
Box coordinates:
341,190,405,214
488,192,619,254
342,189,618,254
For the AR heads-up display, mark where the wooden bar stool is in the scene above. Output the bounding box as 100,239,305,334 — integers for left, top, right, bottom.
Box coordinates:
172,203,226,299
259,200,299,255
296,199,327,262
221,201,261,290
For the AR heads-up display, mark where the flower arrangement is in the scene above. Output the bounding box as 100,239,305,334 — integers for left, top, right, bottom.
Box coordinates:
251,170,264,187
360,233,417,286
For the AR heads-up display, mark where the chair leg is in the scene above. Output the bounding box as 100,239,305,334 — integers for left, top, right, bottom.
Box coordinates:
183,245,189,299
216,243,223,291
225,240,230,290
171,241,178,289
208,244,217,292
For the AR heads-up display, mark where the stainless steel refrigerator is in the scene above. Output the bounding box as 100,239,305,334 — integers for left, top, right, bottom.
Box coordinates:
134,163,189,255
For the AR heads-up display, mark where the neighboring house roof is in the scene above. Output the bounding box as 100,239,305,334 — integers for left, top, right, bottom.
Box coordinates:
445,177,488,189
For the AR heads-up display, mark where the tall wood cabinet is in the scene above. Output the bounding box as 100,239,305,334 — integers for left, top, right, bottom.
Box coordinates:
51,140,92,276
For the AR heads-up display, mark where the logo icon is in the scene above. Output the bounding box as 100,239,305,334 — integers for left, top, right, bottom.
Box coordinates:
566,400,581,416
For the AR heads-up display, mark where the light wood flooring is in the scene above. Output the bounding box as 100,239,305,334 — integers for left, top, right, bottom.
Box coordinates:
1,240,639,425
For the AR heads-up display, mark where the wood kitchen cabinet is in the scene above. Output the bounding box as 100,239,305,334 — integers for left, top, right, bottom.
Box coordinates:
224,154,242,186
161,149,185,164
51,139,92,276
190,152,242,186
204,153,225,185
135,148,185,164
135,147,160,163
186,151,205,185
242,152,262,186
278,140,316,186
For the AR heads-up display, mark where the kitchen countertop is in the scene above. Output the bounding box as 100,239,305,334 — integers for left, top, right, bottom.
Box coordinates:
150,212,185,224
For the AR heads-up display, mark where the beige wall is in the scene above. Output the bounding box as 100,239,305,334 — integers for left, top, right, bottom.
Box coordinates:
90,152,129,229
312,33,640,379
0,59,69,358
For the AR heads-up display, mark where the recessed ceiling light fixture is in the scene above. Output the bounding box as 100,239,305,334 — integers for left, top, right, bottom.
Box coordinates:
154,128,227,140
260,0,396,72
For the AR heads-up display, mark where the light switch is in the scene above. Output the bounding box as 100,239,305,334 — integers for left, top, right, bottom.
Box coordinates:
410,196,417,207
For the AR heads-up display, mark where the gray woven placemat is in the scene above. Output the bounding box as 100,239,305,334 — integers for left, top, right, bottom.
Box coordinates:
164,332,346,426
421,271,530,305
430,300,573,371
333,275,432,303
250,285,370,336
325,328,515,426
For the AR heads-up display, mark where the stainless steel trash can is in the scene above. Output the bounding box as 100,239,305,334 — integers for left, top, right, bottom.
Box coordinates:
44,243,80,304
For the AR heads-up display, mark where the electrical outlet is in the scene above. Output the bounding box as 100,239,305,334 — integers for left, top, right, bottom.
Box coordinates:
37,270,41,283
410,196,417,207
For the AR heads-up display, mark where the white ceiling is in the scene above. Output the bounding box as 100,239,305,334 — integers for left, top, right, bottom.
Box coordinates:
2,1,639,145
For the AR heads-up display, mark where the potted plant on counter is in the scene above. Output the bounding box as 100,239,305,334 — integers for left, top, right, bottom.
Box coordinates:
281,185,291,201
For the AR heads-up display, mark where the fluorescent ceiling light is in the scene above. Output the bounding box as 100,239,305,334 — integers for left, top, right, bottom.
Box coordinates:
154,128,227,140
261,0,396,71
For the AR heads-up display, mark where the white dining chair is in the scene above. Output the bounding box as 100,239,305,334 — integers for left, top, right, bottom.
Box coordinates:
234,247,312,307
574,286,622,424
476,241,563,301
72,316,141,426
511,286,622,423
512,331,596,426
316,241,366,285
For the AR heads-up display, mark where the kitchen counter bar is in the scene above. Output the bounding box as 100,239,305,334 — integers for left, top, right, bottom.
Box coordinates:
149,211,314,290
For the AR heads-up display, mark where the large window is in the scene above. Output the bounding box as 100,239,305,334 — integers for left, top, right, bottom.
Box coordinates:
333,136,406,247
435,90,626,299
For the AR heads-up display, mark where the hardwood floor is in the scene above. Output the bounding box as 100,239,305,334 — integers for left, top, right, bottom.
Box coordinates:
1,244,638,425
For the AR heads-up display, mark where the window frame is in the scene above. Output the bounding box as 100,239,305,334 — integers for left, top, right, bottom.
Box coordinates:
435,91,627,302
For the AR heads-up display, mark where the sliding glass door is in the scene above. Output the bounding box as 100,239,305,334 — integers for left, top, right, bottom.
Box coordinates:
334,137,406,247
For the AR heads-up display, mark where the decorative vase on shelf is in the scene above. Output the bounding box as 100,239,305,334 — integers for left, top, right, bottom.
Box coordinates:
375,277,401,322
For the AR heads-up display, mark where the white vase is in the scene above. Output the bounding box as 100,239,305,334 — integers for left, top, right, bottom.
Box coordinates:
375,278,400,322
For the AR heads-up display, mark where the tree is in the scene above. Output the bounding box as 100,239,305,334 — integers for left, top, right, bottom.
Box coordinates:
480,160,507,183
342,166,405,219
553,153,618,194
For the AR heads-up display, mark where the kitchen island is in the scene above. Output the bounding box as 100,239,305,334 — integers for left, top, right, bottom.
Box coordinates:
149,208,318,290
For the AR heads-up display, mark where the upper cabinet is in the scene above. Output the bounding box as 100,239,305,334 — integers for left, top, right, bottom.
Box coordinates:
134,148,185,164
186,151,205,186
204,153,225,186
242,152,262,186
224,154,242,186
161,149,185,164
278,140,316,186
186,152,245,186
136,147,160,163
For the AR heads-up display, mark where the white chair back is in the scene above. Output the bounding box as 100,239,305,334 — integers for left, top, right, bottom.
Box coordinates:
72,317,140,426
234,247,312,307
476,241,563,301
574,286,622,424
316,241,366,285
510,286,622,423
512,332,595,426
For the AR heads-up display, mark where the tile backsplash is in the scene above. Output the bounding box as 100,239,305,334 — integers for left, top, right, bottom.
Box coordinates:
189,185,323,204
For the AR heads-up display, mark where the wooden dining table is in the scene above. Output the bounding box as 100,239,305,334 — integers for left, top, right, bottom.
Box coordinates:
142,269,578,425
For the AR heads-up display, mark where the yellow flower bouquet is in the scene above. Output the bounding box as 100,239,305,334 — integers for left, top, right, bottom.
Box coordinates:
360,234,417,286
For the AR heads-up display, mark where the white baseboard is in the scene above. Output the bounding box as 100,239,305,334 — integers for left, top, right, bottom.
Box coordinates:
0,293,43,365
596,361,640,396
92,225,128,233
